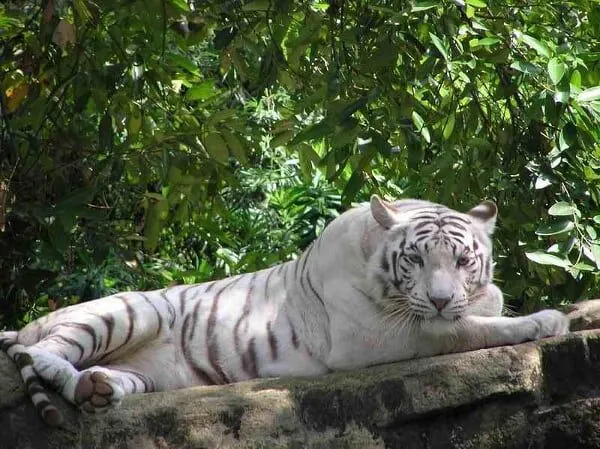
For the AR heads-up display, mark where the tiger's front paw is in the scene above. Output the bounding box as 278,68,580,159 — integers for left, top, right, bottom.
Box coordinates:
74,370,124,413
527,309,569,340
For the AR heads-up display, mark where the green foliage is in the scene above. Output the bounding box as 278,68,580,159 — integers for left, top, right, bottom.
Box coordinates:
2,0,600,326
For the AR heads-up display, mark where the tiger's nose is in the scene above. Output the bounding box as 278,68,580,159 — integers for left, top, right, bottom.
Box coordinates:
429,295,451,311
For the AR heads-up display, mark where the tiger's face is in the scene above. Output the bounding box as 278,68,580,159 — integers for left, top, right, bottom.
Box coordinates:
367,195,497,324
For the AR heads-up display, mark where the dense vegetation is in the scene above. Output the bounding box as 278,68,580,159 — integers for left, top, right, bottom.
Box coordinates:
2,0,600,327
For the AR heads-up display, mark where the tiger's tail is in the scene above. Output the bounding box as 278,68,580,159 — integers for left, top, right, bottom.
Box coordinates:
0,331,63,426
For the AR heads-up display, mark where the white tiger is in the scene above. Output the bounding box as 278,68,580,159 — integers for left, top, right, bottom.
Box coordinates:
0,195,569,426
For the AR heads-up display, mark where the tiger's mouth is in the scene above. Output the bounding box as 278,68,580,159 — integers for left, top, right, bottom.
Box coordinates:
407,296,465,322
420,314,464,335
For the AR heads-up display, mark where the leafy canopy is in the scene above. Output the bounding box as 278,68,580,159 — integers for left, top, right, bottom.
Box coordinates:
2,0,600,325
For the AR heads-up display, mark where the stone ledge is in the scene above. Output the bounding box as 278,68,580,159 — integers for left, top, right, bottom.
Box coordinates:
2,330,600,449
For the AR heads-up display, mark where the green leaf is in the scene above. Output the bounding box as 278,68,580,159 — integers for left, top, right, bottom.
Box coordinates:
586,225,597,240
412,1,439,12
59,187,97,209
593,215,600,224
127,103,142,136
290,121,332,145
571,262,596,272
221,129,248,165
547,58,566,85
342,170,363,204
535,220,574,236
412,111,430,143
471,37,501,47
571,70,582,88
534,175,552,190
204,133,229,164
168,54,200,76
510,61,542,76
554,89,569,104
144,203,162,252
271,130,295,148
525,251,570,268
185,81,216,101
442,113,455,140
577,86,600,103
145,192,165,201
242,0,271,11
429,33,448,61
548,202,578,216
591,244,600,268
465,0,487,7
558,123,577,151
521,34,551,58
169,0,191,12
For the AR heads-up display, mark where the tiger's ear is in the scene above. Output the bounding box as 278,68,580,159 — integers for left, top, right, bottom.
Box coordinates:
370,195,398,229
467,200,497,235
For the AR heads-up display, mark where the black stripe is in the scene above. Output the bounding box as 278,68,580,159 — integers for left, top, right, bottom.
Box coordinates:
478,253,485,281
46,334,85,361
263,268,276,302
181,314,219,385
188,295,203,341
206,276,243,336
442,214,470,225
53,322,98,355
413,220,437,230
415,229,433,237
0,339,15,352
441,221,468,232
140,293,163,337
446,229,465,238
99,313,115,351
97,298,135,361
380,244,389,272
305,271,325,307
15,352,33,369
241,337,258,378
391,251,400,287
288,317,299,349
160,290,177,329
207,276,244,383
28,383,46,395
234,273,257,354
126,377,136,393
178,285,196,315
24,373,40,389
267,321,278,360
121,297,136,345
35,399,53,414
296,243,314,298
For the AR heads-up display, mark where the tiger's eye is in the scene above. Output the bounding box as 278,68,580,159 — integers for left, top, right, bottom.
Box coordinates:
457,256,469,267
408,254,423,265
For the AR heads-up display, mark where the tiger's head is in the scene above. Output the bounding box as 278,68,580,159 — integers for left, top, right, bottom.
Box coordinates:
365,195,498,327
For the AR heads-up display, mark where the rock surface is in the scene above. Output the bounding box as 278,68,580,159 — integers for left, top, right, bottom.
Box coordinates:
2,309,600,448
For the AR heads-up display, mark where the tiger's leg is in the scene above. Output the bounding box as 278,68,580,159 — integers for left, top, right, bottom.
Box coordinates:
71,365,155,413
456,308,569,351
24,344,156,413
8,292,177,420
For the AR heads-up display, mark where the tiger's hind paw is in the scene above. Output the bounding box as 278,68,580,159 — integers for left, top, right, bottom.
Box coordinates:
74,370,124,413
